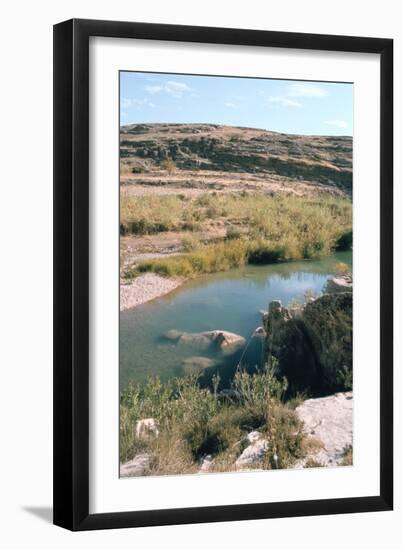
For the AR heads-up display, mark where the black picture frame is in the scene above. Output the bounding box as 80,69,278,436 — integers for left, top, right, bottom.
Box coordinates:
53,18,393,531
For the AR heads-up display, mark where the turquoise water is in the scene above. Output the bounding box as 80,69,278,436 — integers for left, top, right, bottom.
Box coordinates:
120,251,352,389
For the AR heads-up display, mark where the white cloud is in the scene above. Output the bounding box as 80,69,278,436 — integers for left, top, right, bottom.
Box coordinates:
325,119,349,129
224,102,237,108
165,81,191,97
144,84,164,94
265,82,327,109
121,97,156,108
121,97,132,108
286,83,328,98
268,96,301,107
144,80,192,98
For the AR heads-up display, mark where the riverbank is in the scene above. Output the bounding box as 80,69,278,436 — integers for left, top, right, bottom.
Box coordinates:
119,368,353,477
120,273,183,311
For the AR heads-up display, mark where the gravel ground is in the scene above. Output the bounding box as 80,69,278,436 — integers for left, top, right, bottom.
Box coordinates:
120,273,182,311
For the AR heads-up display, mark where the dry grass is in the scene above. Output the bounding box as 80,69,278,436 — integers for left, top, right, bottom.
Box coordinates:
120,367,314,476
121,192,352,279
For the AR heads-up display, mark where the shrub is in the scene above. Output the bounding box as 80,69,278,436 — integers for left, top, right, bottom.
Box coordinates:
335,262,350,275
160,159,176,173
248,243,286,264
120,369,310,474
131,165,146,174
181,235,201,252
336,230,353,250
226,225,241,240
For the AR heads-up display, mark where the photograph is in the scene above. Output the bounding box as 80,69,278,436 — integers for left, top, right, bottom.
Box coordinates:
119,71,353,478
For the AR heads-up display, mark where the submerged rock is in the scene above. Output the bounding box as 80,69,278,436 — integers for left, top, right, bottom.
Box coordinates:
182,356,217,373
163,329,245,353
295,391,353,468
120,454,151,477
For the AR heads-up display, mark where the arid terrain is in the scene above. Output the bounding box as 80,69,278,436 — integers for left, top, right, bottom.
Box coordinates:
119,123,353,475
120,123,352,298
120,123,352,194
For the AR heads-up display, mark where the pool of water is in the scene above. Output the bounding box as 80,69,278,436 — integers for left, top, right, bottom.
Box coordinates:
120,251,352,389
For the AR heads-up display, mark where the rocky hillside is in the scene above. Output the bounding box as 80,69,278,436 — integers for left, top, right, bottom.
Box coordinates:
120,123,352,195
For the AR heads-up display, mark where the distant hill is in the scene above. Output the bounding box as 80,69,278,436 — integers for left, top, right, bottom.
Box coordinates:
120,123,352,194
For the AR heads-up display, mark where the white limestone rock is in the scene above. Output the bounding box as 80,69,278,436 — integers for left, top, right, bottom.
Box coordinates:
235,439,268,467
120,454,151,477
135,417,159,439
295,391,353,468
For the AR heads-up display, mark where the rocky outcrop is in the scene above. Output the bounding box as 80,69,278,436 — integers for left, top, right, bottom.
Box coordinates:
325,275,352,294
120,123,352,193
295,392,353,467
264,289,352,394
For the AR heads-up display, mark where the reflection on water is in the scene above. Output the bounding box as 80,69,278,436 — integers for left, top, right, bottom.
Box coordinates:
120,251,352,389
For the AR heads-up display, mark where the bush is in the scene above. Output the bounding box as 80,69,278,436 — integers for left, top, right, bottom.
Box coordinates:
160,159,176,173
336,230,353,250
181,235,201,252
131,166,146,174
226,225,241,240
248,243,286,264
120,369,310,474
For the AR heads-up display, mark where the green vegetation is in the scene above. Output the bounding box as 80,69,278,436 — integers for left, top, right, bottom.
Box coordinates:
120,367,314,474
121,192,352,278
336,229,352,250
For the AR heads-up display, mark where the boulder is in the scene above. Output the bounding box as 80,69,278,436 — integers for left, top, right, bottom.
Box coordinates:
163,329,245,354
120,453,151,477
295,391,353,467
235,439,268,467
213,331,246,354
325,275,352,294
135,418,159,439
246,430,263,444
199,454,214,473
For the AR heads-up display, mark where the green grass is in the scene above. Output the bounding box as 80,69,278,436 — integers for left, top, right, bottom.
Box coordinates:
120,367,313,475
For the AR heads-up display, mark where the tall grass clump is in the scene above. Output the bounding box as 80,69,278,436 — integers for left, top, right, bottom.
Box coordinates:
136,239,249,278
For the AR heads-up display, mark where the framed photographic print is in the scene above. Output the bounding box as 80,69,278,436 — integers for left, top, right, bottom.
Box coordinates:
53,19,393,530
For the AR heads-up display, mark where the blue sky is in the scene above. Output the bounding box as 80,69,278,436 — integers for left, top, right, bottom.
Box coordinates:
120,72,353,136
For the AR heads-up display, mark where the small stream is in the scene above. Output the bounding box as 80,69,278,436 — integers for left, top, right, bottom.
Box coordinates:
120,251,352,389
